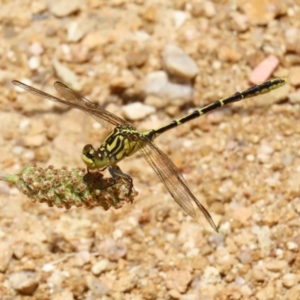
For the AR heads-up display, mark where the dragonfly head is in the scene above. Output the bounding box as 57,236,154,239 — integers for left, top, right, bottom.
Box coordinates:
82,144,109,169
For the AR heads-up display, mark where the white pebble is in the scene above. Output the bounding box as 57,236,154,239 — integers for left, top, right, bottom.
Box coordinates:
122,102,155,121
201,266,221,284
203,1,216,17
287,241,299,251
91,259,110,275
19,119,30,131
282,273,298,288
162,45,199,79
29,42,44,56
173,10,188,29
42,263,55,272
28,56,40,70
12,146,23,156
142,71,193,100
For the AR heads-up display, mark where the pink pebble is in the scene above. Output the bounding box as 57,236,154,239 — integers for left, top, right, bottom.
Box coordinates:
249,55,280,84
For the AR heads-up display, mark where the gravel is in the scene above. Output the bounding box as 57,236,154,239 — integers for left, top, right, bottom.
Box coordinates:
0,0,300,298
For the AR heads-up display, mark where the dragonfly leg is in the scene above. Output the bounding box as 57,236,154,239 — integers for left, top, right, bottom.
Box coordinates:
108,166,133,197
83,168,113,190
83,166,133,197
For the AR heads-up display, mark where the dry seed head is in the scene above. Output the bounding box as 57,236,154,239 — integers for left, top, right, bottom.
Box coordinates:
0,164,137,210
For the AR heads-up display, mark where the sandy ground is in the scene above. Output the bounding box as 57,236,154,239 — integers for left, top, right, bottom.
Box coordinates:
1,0,300,299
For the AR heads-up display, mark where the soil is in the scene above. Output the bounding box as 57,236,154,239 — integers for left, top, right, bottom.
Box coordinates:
1,1,300,299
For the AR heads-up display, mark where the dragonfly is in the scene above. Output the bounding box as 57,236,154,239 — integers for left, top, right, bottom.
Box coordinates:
12,77,288,231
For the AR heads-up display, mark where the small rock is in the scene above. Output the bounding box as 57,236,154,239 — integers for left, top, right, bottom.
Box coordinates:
255,283,275,300
191,2,205,18
22,134,45,147
201,266,221,284
240,284,253,299
240,0,286,26
28,56,40,70
144,95,166,109
191,1,216,18
67,20,92,42
53,59,82,91
91,259,110,275
173,10,188,29
113,274,136,292
250,55,280,84
215,250,234,274
165,269,192,293
86,276,109,296
165,81,193,100
218,46,242,62
50,216,94,252
283,273,298,288
109,75,135,91
180,296,198,300
232,206,252,224
259,144,274,155
285,284,300,300
0,242,13,272
252,226,271,254
31,1,47,14
68,45,90,63
265,259,288,272
203,1,216,18
247,52,266,70
252,268,266,282
289,66,300,86
140,6,157,22
143,71,168,95
287,241,299,251
13,241,25,259
122,102,155,121
75,251,91,267
230,12,249,32
9,271,39,295
168,289,181,299
126,50,148,68
52,290,74,300
42,263,55,272
235,277,246,286
238,251,252,264
288,91,300,104
285,28,300,53
143,71,193,100
97,238,127,261
47,270,66,287
208,233,225,247
162,45,199,79
29,42,44,56
34,147,51,162
82,32,107,50
49,0,81,17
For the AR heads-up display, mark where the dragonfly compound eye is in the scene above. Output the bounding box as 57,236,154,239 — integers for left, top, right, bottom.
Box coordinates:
82,144,95,159
82,144,97,168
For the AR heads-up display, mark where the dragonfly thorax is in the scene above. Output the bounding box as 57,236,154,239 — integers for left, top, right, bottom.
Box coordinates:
82,144,109,170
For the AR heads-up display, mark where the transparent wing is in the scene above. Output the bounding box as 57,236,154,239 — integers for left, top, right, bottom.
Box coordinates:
138,139,218,231
12,80,129,128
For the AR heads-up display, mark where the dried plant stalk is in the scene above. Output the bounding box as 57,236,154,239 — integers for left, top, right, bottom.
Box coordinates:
0,164,137,210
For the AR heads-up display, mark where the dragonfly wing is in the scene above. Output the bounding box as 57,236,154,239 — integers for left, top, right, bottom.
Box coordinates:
54,82,129,128
138,139,218,231
12,80,129,129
